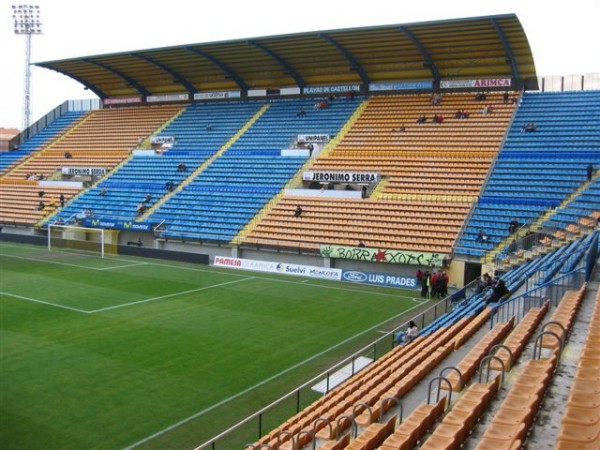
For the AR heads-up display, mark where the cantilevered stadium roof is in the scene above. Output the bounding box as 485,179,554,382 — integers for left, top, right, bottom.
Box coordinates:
36,14,536,99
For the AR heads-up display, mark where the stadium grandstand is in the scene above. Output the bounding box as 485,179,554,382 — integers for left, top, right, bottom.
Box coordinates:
1,13,599,450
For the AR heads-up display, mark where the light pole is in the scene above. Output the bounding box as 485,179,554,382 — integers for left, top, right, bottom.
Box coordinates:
12,4,42,131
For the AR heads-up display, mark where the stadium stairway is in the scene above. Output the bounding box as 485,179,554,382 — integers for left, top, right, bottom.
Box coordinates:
139,104,269,221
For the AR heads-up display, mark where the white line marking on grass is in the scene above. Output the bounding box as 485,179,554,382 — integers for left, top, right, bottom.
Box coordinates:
0,252,109,270
0,291,90,314
88,277,255,313
95,262,148,271
126,301,425,449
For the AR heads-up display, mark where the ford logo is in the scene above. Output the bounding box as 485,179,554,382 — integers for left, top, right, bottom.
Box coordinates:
343,271,368,282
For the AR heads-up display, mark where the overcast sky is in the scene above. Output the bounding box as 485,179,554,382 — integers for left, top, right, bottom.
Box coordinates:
1,0,599,130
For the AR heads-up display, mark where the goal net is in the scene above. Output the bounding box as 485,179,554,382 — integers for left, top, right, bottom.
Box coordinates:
47,224,118,257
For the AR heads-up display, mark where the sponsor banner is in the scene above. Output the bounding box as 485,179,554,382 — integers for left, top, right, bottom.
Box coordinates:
146,93,189,103
303,171,379,183
248,89,267,97
303,84,360,95
320,245,447,267
83,218,154,231
281,149,310,157
193,91,241,100
369,81,432,91
61,167,107,176
213,256,342,281
342,270,417,289
297,134,330,143
440,78,512,89
103,96,142,105
280,87,301,95
150,136,176,145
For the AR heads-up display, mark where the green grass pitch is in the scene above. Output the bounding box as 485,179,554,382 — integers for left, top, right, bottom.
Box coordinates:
0,242,423,449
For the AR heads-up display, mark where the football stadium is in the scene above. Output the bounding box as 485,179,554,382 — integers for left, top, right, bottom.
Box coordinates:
1,10,599,450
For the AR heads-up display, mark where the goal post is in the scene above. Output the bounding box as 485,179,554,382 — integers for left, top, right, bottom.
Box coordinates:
47,224,118,257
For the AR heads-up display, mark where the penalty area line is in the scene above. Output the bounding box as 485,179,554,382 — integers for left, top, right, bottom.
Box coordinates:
0,291,91,314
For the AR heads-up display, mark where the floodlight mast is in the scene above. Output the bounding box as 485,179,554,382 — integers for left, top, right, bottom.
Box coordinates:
12,4,42,131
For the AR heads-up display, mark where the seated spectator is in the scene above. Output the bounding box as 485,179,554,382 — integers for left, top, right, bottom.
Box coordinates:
484,279,510,304
165,181,174,192
49,198,57,209
395,320,419,344
482,104,494,114
294,205,303,217
475,92,487,101
392,125,406,133
177,162,187,172
144,193,152,203
296,107,306,117
432,114,444,124
416,115,427,124
136,203,146,215
521,122,537,132
38,190,45,197
503,92,510,103
99,188,107,196
36,201,45,211
475,230,489,243
357,240,365,248
84,209,93,217
64,151,72,159
508,219,519,234
430,93,442,105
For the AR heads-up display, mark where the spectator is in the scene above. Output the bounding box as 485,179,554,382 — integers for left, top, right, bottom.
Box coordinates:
475,230,489,243
357,240,365,248
503,92,510,103
421,270,431,298
165,181,174,192
485,279,510,304
38,190,45,197
177,162,187,172
430,92,442,105
64,151,72,159
59,193,65,207
206,123,213,131
136,203,146,215
482,104,494,115
438,271,449,298
49,197,57,209
415,269,424,285
294,205,303,217
37,201,45,211
587,163,594,182
144,193,152,203
99,188,107,196
416,115,427,124
521,122,537,132
475,92,487,101
395,320,419,345
297,107,306,117
509,219,519,234
432,114,444,124
307,143,314,157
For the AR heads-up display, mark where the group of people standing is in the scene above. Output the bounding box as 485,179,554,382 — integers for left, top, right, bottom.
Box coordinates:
416,269,449,299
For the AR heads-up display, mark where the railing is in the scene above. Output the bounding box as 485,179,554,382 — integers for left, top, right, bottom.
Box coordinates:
490,268,585,328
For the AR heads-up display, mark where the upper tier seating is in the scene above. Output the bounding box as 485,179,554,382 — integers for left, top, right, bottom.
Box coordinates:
0,105,182,225
242,92,513,252
0,111,86,173
149,97,361,242
455,90,600,258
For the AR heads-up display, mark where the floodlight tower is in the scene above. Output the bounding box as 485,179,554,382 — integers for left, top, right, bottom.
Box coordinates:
12,4,42,131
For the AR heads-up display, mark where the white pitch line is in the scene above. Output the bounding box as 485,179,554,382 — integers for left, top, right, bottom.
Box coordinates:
0,252,109,270
0,291,91,314
87,277,255,313
95,262,148,271
126,300,426,450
